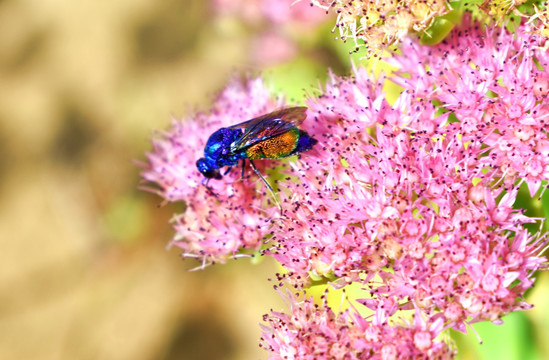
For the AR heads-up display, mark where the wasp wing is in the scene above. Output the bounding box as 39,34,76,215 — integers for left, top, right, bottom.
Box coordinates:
228,107,307,153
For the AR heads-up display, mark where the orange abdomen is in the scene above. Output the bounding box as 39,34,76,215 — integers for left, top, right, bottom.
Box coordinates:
246,128,300,160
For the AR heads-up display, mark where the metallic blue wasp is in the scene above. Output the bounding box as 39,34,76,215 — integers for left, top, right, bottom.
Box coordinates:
196,106,317,205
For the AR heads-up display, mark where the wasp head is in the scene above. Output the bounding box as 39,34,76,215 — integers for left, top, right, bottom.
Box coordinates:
196,158,222,179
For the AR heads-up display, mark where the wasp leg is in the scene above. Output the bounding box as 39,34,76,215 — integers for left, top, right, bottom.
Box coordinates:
240,159,246,179
223,166,233,176
201,178,218,197
249,160,281,210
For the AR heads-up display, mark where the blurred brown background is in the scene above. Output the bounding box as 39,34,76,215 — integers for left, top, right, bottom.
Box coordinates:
2,1,548,359
0,1,305,359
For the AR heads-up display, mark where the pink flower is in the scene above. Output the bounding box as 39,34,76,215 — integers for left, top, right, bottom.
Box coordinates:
390,16,549,197
260,17,547,357
250,31,297,65
142,15,548,359
142,78,283,267
213,0,326,25
260,290,455,359
211,0,329,65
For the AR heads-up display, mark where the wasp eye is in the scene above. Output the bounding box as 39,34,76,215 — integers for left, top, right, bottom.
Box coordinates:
196,158,222,179
203,169,221,179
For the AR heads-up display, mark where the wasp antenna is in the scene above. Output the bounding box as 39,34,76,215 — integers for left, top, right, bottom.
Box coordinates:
249,160,281,210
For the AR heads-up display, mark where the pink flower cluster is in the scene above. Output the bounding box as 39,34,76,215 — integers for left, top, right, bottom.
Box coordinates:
142,17,548,359
261,20,548,357
142,79,281,267
213,0,326,26
391,21,549,197
260,290,455,359
211,0,329,65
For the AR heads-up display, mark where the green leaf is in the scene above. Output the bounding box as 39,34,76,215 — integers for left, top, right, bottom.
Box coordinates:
451,312,540,360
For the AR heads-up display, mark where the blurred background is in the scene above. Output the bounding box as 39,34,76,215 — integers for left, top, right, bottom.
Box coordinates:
0,0,547,359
